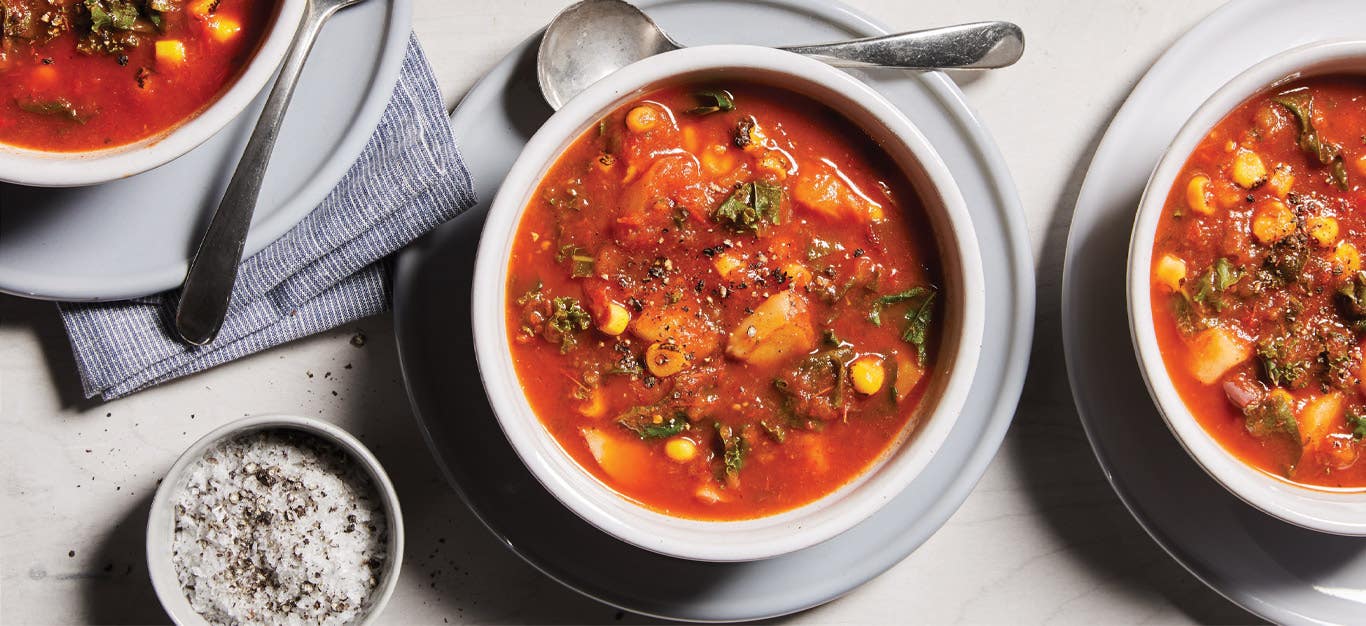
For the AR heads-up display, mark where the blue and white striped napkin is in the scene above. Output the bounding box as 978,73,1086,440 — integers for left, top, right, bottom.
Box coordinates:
59,35,476,400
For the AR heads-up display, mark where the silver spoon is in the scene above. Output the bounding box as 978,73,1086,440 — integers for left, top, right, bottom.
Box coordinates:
537,0,1024,110
175,0,369,346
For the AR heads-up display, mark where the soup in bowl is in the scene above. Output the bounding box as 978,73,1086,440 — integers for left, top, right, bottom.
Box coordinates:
1129,40,1366,535
472,45,984,561
0,0,304,186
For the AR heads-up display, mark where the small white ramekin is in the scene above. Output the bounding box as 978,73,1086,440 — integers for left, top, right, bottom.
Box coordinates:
1128,40,1366,536
471,44,985,562
146,414,404,625
0,0,306,187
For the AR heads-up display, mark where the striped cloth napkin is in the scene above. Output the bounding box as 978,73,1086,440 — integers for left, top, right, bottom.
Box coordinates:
59,35,476,400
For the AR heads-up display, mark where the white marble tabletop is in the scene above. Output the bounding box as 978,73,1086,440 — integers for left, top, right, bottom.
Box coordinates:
1,0,1266,623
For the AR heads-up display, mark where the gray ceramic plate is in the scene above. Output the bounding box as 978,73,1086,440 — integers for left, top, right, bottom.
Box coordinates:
393,0,1032,621
0,0,412,301
1063,0,1366,623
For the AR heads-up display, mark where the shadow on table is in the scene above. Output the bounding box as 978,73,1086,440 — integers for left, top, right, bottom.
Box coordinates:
82,493,171,625
1002,68,1262,624
331,316,661,625
0,294,102,411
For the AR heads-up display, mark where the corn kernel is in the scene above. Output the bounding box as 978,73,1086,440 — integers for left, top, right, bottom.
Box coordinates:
782,262,811,289
599,302,631,336
1154,254,1187,292
1307,216,1339,248
189,0,216,16
742,120,767,151
626,105,661,133
577,388,607,418
1215,184,1245,211
1251,200,1295,244
206,17,241,43
594,152,616,172
682,126,699,154
1268,388,1294,407
849,356,886,395
757,151,789,179
713,252,744,279
155,40,186,66
665,438,698,463
1267,165,1294,197
1336,241,1361,273
700,144,734,175
1231,148,1268,188
1185,174,1214,215
1356,154,1366,178
645,342,688,377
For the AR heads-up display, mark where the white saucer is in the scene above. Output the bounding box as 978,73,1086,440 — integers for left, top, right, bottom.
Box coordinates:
0,0,412,301
1063,0,1366,623
393,0,1032,621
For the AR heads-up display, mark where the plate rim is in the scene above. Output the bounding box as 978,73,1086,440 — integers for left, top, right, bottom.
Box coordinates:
394,0,1034,620
0,0,414,302
1061,0,1346,622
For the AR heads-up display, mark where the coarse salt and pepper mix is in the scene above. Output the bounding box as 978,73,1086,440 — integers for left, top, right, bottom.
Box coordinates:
171,429,388,626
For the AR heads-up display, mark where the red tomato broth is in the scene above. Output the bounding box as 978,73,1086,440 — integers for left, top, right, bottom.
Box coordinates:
1151,75,1366,489
0,0,276,152
506,82,947,520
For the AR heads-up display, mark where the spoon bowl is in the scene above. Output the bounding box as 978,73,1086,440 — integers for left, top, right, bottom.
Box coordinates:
536,0,1023,110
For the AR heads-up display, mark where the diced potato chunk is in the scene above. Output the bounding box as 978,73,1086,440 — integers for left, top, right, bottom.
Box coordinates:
665,437,698,463
1185,174,1213,215
1154,254,1187,292
893,353,924,402
1231,148,1267,188
792,169,884,223
1336,241,1362,273
1187,327,1252,385
849,356,885,395
155,40,186,66
1299,392,1343,447
725,290,816,367
630,304,715,346
1267,165,1294,197
1307,216,1339,248
206,17,241,42
1251,200,1295,244
645,342,689,377
598,302,631,336
581,428,651,487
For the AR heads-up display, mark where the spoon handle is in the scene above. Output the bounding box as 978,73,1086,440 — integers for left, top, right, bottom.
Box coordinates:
175,3,337,346
780,21,1024,70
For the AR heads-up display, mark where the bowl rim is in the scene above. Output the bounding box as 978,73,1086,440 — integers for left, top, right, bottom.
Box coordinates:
0,0,308,188
144,413,404,626
470,43,986,562
1127,38,1366,536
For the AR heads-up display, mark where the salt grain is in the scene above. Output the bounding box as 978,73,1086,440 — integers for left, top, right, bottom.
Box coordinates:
172,430,387,626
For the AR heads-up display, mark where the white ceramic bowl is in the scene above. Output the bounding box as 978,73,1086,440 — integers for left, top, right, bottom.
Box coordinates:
146,414,404,625
471,44,985,562
0,0,306,187
1128,40,1366,536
